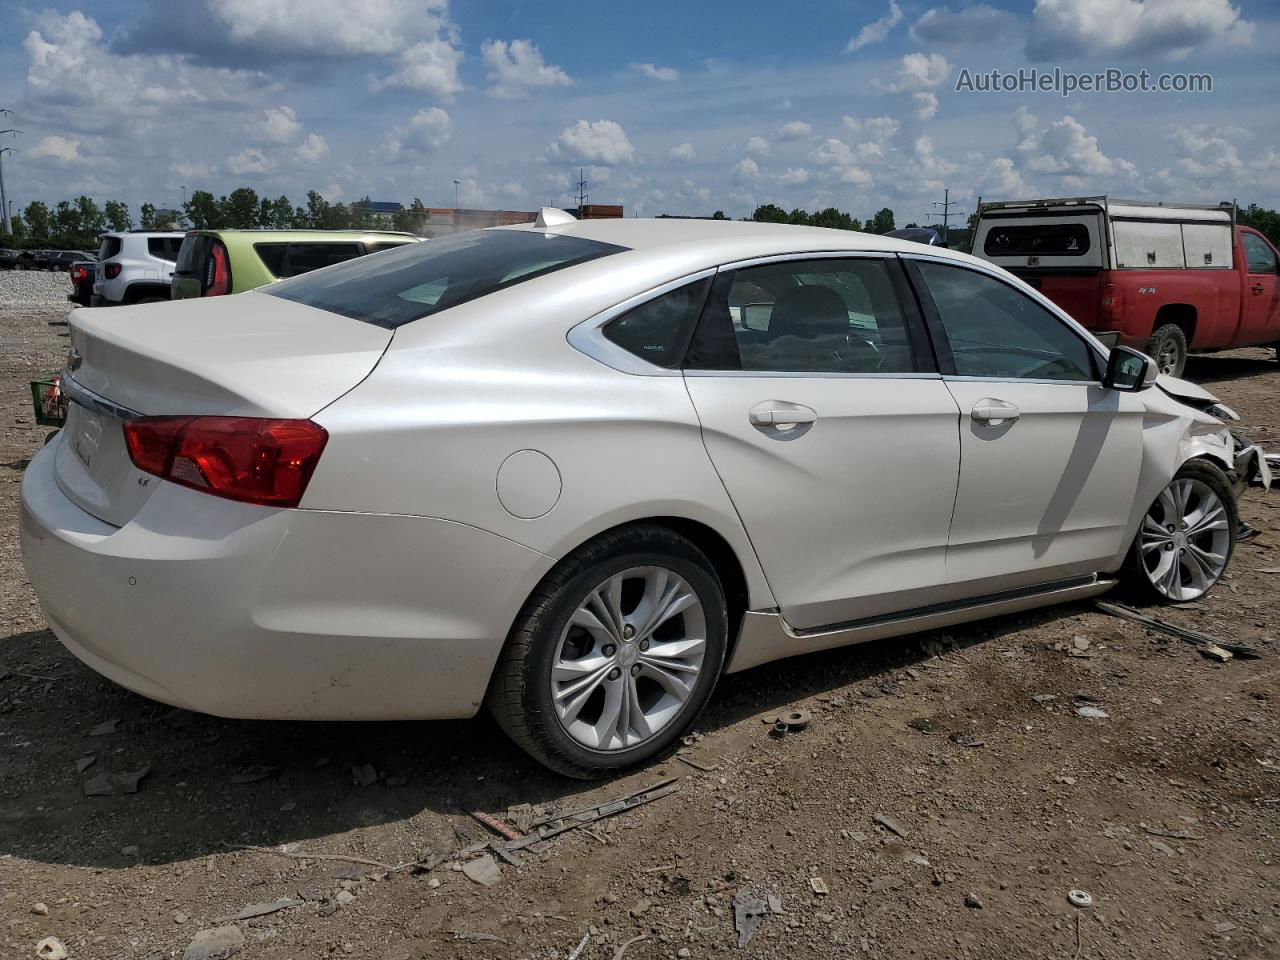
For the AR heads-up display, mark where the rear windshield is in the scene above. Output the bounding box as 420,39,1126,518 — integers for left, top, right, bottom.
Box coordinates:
984,222,1091,257
266,229,628,329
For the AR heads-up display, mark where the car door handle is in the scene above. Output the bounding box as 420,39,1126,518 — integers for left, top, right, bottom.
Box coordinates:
971,398,1020,424
1253,283,1266,295
748,401,818,427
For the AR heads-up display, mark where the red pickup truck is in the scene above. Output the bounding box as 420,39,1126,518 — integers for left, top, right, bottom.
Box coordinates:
973,197,1280,377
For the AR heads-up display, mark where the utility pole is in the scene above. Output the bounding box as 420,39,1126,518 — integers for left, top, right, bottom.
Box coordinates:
453,179,460,209
932,187,958,248
0,110,17,235
574,168,588,217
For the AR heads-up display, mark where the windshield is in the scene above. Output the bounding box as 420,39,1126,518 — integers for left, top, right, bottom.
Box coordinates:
266,229,629,328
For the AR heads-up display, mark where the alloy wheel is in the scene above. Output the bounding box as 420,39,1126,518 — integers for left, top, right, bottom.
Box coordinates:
1155,338,1181,376
551,566,706,751
1139,478,1230,600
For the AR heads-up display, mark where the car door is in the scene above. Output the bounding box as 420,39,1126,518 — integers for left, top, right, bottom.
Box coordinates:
681,255,962,630
1240,230,1280,345
905,257,1145,597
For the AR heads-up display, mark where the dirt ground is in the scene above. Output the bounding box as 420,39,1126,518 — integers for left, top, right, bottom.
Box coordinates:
1,295,1277,960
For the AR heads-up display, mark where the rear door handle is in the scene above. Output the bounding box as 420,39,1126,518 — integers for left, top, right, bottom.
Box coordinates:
1253,283,1266,295
749,400,818,428
971,398,1020,424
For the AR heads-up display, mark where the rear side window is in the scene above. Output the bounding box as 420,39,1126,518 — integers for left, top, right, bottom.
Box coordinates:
253,242,363,278
254,243,288,277
98,236,122,260
365,241,411,254
602,279,712,368
267,230,629,329
146,237,183,261
686,258,917,374
984,223,1090,257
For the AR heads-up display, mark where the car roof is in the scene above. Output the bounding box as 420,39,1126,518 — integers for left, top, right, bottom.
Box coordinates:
497,216,984,269
196,230,420,242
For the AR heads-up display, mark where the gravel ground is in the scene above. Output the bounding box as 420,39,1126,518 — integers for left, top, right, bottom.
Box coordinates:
0,303,1278,960
0,271,77,308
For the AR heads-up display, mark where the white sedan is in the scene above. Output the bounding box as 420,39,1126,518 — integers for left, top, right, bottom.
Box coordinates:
21,212,1268,777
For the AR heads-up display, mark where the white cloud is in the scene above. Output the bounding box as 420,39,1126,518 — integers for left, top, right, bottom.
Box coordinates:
225,147,270,175
779,121,813,141
811,140,874,186
632,62,679,81
482,39,571,98
296,133,330,164
1027,0,1249,60
735,157,762,180
1014,108,1136,178
262,106,301,143
377,35,464,98
555,120,634,165
778,167,810,185
670,142,697,162
984,157,1036,198
1161,124,1245,181
846,0,904,52
881,52,952,92
213,0,451,57
911,4,1022,45
912,92,939,121
27,135,88,164
745,136,771,157
383,107,453,160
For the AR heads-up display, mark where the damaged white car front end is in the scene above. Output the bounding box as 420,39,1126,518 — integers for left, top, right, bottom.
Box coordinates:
1152,373,1273,494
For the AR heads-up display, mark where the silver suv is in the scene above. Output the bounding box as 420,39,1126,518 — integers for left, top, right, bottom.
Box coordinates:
92,231,187,306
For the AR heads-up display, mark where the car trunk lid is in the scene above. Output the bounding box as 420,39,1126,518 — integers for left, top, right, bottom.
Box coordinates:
57,292,391,526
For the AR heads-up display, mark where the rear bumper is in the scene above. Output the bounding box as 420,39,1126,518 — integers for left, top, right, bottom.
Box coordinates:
20,436,555,720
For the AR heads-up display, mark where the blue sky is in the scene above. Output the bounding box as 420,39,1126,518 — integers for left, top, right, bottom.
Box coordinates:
1,0,1277,223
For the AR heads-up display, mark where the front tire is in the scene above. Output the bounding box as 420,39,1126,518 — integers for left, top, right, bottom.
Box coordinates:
1124,460,1237,603
1146,323,1188,378
488,525,727,778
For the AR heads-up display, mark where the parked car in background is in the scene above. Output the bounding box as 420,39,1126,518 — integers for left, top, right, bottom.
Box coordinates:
171,230,421,300
92,231,187,306
973,197,1280,376
0,248,21,269
46,250,98,272
68,260,96,307
886,227,944,246
21,214,1270,777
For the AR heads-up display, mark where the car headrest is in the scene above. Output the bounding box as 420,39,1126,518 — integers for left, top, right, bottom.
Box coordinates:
768,285,848,340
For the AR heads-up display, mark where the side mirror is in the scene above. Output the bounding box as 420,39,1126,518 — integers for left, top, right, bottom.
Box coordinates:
1103,346,1154,392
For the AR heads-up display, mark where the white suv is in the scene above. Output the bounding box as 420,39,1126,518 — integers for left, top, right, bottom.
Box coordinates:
92,231,187,306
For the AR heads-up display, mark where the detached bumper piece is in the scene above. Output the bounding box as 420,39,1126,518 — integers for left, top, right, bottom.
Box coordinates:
1231,432,1272,492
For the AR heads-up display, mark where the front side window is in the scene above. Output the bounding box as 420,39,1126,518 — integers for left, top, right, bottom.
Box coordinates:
602,278,711,368
268,230,629,328
915,261,1097,381
686,258,916,374
1242,232,1278,275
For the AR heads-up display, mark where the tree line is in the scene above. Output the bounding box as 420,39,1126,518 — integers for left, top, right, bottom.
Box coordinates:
1,189,429,250
4,188,1278,252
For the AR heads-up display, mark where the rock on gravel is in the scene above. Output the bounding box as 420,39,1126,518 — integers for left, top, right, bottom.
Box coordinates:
0,270,75,307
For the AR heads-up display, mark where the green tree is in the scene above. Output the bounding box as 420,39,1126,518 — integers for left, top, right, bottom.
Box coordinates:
711,210,727,220
867,207,895,234
73,196,106,244
222,187,259,229
750,204,790,224
1239,203,1280,249
7,213,26,242
139,202,158,229
104,200,132,232
810,207,858,231
22,201,52,242
184,191,221,229
304,190,330,228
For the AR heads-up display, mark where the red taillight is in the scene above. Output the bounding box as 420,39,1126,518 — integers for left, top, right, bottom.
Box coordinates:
104,263,122,279
1099,282,1125,325
204,242,231,297
123,416,328,508
71,266,88,282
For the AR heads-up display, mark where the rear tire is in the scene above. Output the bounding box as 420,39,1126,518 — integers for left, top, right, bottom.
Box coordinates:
1123,460,1237,604
1146,323,1188,378
488,525,727,778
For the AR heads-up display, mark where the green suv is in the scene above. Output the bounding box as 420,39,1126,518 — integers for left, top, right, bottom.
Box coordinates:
172,230,420,300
